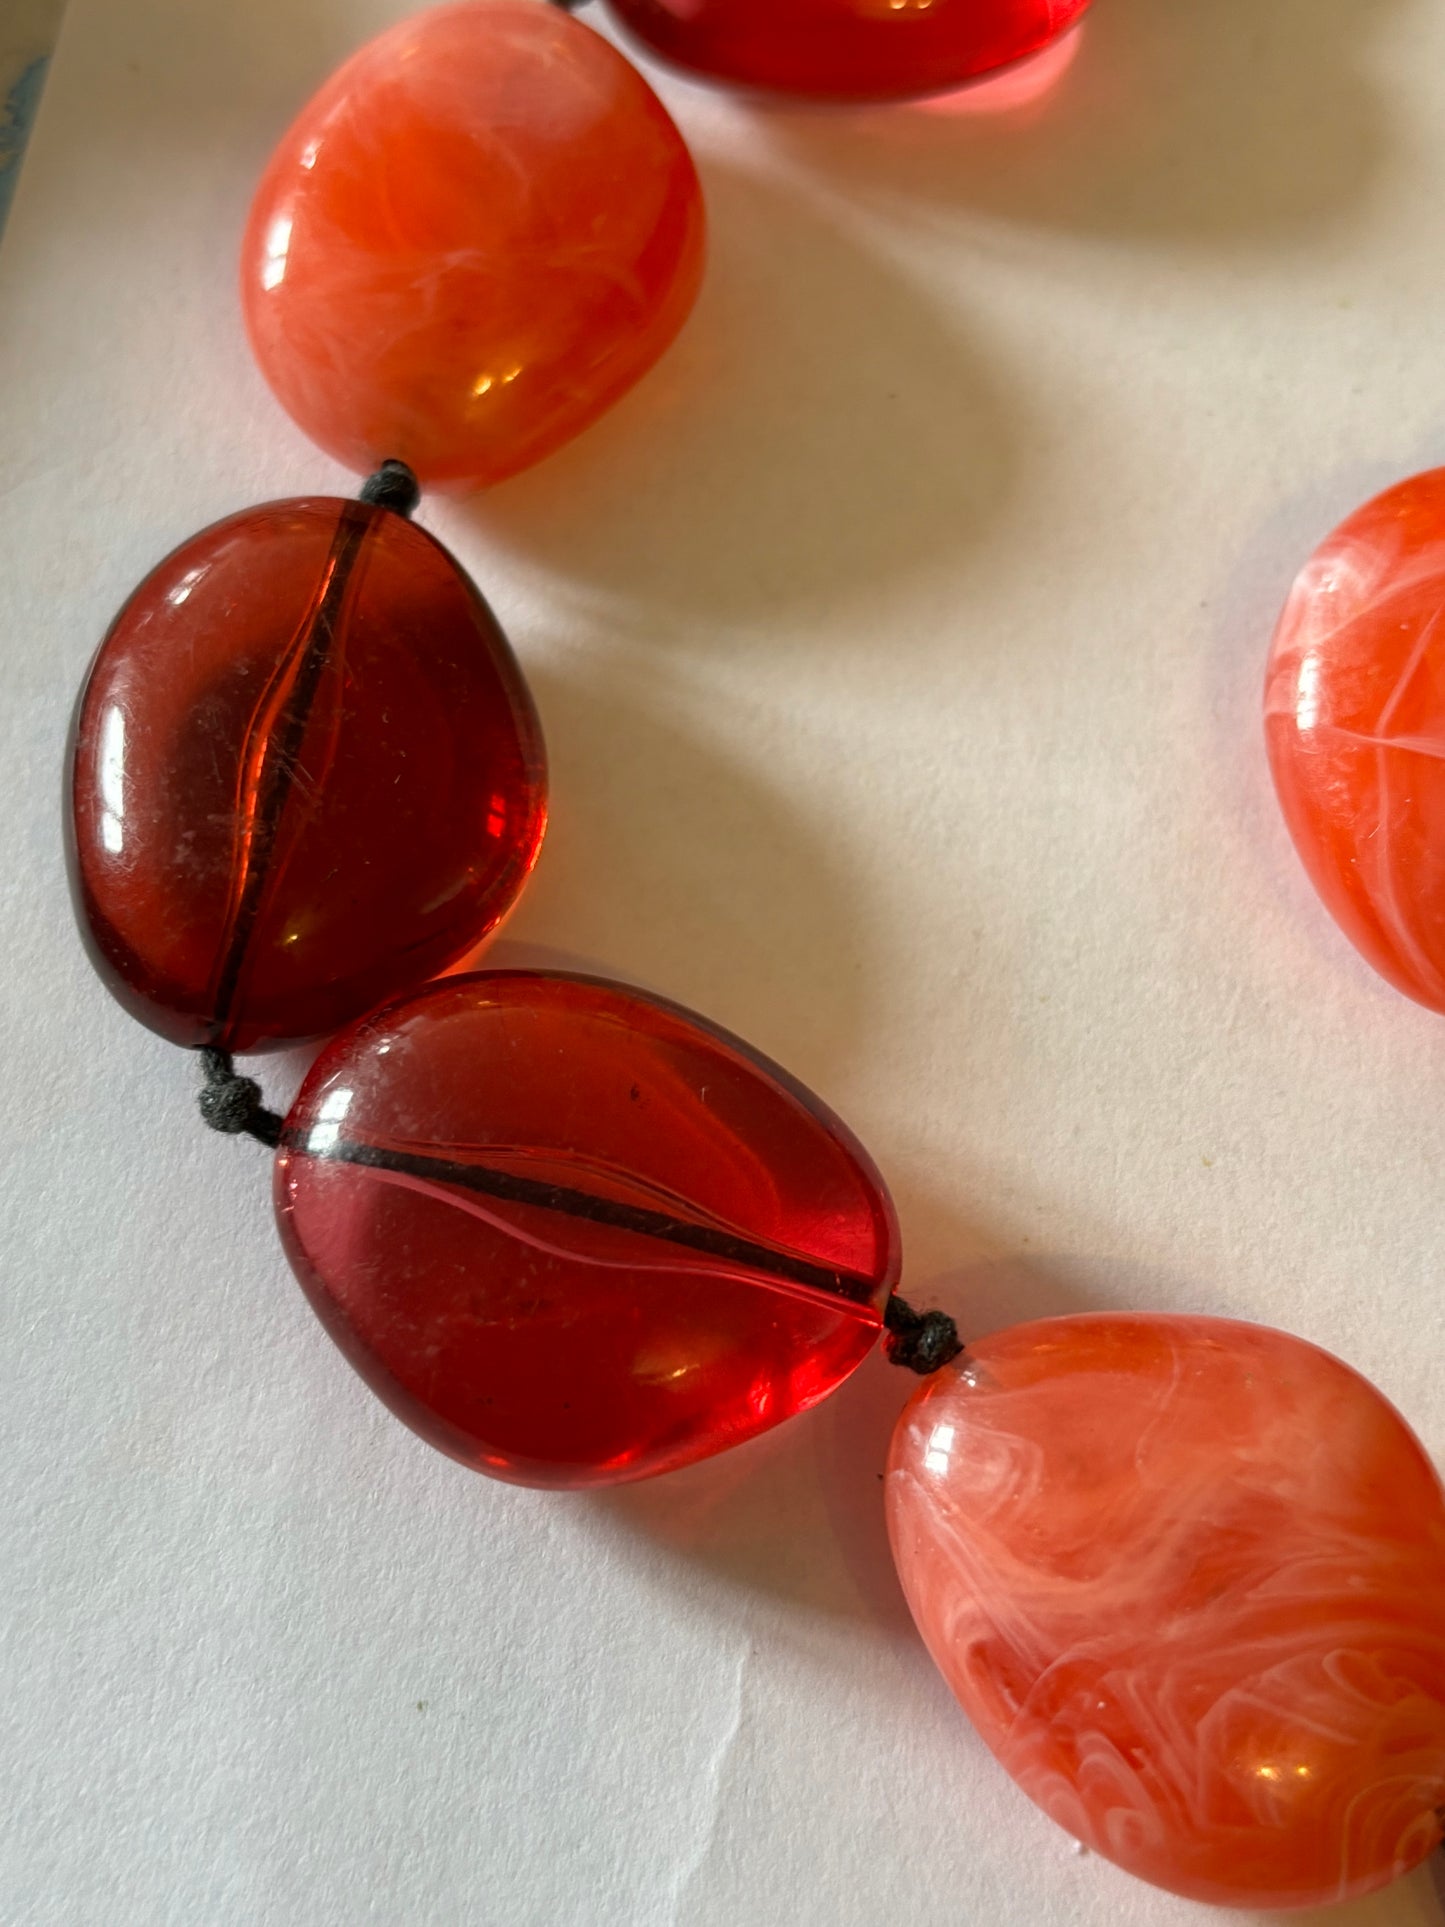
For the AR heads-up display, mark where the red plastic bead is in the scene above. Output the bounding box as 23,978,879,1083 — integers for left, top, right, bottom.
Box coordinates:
889,1314,1445,1909
241,0,705,492
1266,467,1445,1013
68,498,545,1052
602,0,1093,101
275,971,900,1486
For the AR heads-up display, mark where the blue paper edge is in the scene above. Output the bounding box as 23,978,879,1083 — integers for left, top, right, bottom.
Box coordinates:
0,53,52,234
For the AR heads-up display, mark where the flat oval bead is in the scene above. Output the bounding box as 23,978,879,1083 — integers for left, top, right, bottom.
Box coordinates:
68,498,545,1051
275,970,900,1486
602,0,1092,101
1266,468,1445,1012
887,1314,1445,1910
241,0,705,492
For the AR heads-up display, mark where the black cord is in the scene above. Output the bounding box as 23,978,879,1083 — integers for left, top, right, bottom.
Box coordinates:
884,1296,965,1375
359,459,421,517
197,1048,284,1149
192,1048,965,1374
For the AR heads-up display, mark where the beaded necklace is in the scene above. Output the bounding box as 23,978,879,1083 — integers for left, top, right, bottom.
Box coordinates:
62,1,1445,1911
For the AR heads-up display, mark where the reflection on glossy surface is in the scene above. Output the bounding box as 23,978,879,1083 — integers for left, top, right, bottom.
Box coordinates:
241,0,705,491
910,16,1083,118
887,1314,1445,1909
603,0,1092,101
68,499,545,1050
276,970,900,1486
1266,468,1445,1013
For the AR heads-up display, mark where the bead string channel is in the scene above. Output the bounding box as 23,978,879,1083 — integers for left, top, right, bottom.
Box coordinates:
195,849,961,1378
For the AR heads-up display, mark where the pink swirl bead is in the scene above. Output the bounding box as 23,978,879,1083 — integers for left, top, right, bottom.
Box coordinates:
887,1314,1445,1909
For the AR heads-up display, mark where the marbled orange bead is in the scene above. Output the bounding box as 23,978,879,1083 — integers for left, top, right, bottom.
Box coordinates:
1266,468,1445,1012
887,1314,1445,1910
241,0,705,491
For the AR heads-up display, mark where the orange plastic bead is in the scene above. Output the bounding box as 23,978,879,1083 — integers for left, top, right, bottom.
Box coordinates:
241,1,705,492
888,1314,1445,1909
1266,468,1445,1012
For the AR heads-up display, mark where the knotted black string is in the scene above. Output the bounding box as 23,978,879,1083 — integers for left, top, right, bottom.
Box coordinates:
197,1048,284,1148
359,459,421,517
884,1295,965,1375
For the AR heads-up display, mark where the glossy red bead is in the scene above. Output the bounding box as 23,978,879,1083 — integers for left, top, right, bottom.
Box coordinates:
241,0,705,492
68,498,545,1052
1266,468,1445,1013
602,0,1093,102
275,971,900,1486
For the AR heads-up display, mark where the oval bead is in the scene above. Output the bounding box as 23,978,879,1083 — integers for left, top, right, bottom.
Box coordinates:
1266,467,1445,1012
887,1314,1445,1909
602,0,1092,102
68,498,545,1051
275,970,900,1486
241,1,705,492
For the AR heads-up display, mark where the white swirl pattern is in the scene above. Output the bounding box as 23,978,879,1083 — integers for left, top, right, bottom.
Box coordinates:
1264,466,1445,1012
886,1313,1445,1908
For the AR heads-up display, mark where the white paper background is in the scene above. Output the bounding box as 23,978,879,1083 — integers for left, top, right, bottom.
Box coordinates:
5,2,1445,1922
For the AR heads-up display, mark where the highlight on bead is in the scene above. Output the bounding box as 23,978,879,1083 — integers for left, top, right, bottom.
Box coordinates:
888,1314,1445,1909
275,969,902,1486
67,492,545,1051
241,0,706,491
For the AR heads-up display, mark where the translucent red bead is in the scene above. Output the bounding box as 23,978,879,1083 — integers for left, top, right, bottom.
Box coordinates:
242,0,705,491
603,0,1093,102
68,498,545,1051
889,1315,1445,1909
1266,468,1445,1013
276,970,901,1486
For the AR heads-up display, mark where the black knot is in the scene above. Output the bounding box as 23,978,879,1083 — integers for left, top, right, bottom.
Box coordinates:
884,1295,964,1375
197,1047,284,1148
359,459,421,517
